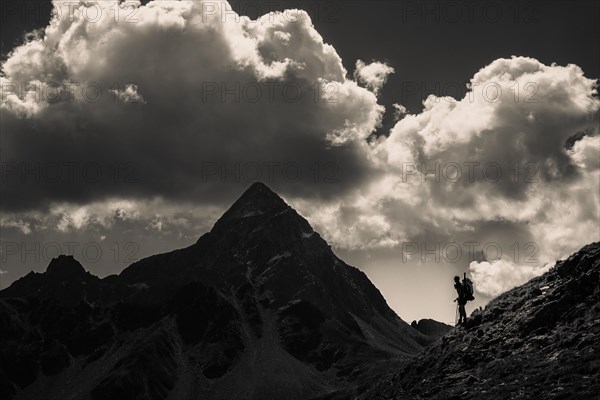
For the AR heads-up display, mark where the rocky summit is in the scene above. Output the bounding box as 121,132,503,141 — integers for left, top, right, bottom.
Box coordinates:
0,182,431,400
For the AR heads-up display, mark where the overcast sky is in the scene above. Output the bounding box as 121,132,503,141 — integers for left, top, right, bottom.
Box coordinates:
1,0,599,323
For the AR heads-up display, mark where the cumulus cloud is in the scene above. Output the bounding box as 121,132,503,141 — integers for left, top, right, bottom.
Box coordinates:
469,258,551,298
1,198,222,238
569,135,600,171
392,103,408,122
1,0,385,212
354,59,395,95
109,84,146,104
298,56,599,296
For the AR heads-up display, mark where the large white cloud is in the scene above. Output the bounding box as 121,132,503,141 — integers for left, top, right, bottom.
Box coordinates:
298,57,599,297
469,258,551,298
0,0,386,212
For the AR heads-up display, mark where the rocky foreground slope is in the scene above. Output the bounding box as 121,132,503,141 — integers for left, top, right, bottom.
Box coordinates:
349,242,600,399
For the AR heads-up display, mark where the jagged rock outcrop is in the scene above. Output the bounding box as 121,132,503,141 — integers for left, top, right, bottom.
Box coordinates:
411,319,453,339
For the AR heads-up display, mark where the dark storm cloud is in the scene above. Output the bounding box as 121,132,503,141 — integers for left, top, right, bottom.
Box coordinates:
1,1,385,212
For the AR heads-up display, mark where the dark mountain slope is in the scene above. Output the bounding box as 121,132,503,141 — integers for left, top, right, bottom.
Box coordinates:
117,182,428,355
0,256,100,305
357,242,600,399
0,182,430,400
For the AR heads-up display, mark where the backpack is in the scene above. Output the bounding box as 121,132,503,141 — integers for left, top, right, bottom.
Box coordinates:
463,273,475,301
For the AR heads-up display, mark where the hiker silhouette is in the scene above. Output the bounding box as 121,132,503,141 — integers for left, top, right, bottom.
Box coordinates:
454,276,468,325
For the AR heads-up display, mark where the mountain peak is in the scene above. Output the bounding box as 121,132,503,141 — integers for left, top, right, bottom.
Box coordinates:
242,181,283,202
46,255,87,279
246,181,272,193
210,182,290,232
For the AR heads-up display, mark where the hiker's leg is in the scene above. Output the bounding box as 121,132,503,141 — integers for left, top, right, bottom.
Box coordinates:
459,305,466,323
455,305,459,325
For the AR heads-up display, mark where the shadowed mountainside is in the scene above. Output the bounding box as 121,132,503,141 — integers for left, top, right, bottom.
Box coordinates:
342,242,600,399
0,182,432,400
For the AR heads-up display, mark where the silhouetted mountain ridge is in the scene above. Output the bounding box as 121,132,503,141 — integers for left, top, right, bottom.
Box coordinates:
3,183,595,399
411,319,453,339
0,182,429,400
45,255,87,278
210,181,291,234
